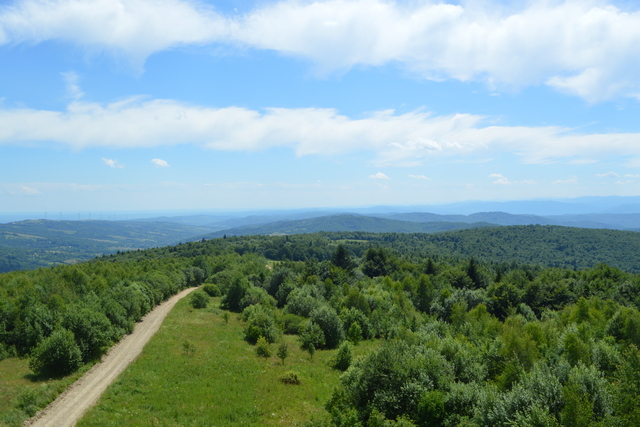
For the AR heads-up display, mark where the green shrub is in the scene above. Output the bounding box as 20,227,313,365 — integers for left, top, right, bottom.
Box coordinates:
277,341,289,365
347,322,363,344
300,321,325,357
310,305,344,349
280,371,301,385
189,291,209,309
280,313,306,335
243,305,280,344
61,307,111,363
29,328,82,377
202,284,221,297
256,336,271,358
332,341,353,371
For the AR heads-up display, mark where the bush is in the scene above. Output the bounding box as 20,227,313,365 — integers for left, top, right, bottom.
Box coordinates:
332,341,353,371
300,321,325,356
280,371,301,385
347,322,363,344
189,291,209,309
221,275,249,312
62,307,111,363
310,305,344,349
243,305,280,344
277,341,289,365
280,313,306,335
29,328,82,377
256,336,271,358
202,284,221,297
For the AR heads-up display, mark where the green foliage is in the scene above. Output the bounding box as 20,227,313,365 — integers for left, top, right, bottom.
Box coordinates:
189,291,209,309
331,244,355,271
280,312,306,334
277,341,289,365
280,370,301,385
220,274,249,312
28,328,82,377
202,283,221,297
331,341,353,371
347,322,362,344
243,304,279,344
300,321,325,358
61,307,111,362
310,305,344,349
256,336,271,358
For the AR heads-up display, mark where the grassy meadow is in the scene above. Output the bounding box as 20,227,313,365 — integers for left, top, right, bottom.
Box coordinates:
0,358,90,426
77,297,378,426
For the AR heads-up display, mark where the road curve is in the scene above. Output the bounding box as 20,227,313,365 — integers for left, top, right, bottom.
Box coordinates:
25,287,198,427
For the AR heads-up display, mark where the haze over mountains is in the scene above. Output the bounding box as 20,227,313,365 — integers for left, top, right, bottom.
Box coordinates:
3,195,640,273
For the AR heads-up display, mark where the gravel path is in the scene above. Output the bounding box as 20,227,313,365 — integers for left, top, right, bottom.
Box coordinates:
24,287,198,427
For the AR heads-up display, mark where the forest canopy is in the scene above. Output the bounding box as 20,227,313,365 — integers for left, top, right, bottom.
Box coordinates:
2,228,640,426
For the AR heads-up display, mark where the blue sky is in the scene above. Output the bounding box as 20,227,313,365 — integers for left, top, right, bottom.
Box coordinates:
2,0,640,214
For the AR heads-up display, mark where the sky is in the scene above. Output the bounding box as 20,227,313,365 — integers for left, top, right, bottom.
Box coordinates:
2,0,640,214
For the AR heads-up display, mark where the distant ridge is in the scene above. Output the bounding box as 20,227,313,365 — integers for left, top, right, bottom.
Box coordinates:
197,214,494,239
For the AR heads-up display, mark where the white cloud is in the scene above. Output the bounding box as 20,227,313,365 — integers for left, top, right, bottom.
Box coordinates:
409,175,430,180
489,173,511,185
625,173,640,178
0,0,228,71
3,95,640,167
102,157,124,168
369,172,390,180
595,171,620,177
2,0,640,100
553,178,578,185
151,158,169,167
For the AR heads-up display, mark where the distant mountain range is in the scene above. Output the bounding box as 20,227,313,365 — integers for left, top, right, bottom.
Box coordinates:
3,195,640,273
195,211,640,239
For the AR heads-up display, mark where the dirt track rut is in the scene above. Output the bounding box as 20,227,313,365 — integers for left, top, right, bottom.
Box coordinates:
24,287,197,427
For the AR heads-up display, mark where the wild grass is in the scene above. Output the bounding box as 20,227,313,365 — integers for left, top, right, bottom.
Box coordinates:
78,297,378,426
0,357,89,427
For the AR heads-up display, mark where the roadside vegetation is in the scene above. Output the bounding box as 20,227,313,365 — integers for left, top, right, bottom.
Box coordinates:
2,230,640,425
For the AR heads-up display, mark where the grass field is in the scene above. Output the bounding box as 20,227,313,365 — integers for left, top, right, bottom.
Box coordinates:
0,358,89,427
77,297,378,426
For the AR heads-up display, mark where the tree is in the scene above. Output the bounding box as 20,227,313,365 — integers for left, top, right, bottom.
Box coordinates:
332,341,353,371
332,244,355,271
256,336,271,358
300,321,325,359
277,342,289,365
221,274,249,312
29,328,82,377
310,305,344,349
189,291,209,309
362,247,390,278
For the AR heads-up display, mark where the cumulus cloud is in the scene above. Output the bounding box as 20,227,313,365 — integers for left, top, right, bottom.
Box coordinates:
489,173,511,185
2,0,640,100
3,95,640,166
369,172,390,179
102,157,124,168
151,158,169,167
596,171,620,177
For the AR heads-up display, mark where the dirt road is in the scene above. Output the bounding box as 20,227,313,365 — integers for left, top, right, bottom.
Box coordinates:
24,287,198,427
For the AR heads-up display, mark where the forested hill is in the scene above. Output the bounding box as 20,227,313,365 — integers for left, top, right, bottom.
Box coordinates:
199,214,494,238
0,219,213,273
116,224,640,273
4,222,640,425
